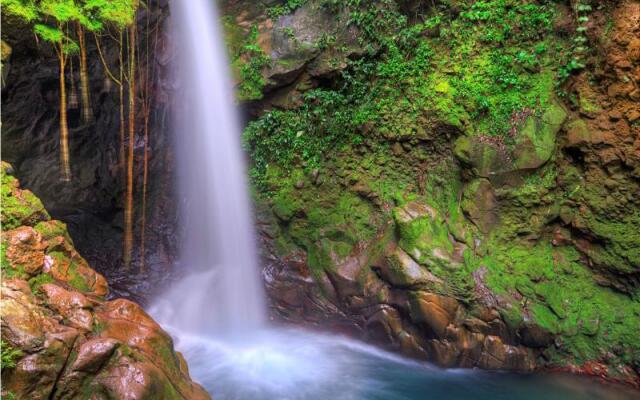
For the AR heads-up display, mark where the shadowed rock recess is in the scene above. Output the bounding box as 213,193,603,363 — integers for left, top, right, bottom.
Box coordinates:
228,0,640,386
0,163,210,400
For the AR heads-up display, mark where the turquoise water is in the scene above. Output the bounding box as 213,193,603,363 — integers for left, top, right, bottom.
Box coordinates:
169,328,637,400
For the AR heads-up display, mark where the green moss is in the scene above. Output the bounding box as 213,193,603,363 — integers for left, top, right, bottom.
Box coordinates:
468,241,640,366
579,95,601,114
514,98,566,169
583,213,640,274
34,220,72,243
294,191,377,276
1,166,49,230
28,273,54,294
48,251,91,292
394,208,453,267
241,0,639,371
244,0,572,185
1,340,23,372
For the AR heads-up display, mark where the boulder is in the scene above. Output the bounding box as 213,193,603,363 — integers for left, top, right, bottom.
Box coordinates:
393,201,457,267
40,284,94,331
454,99,567,180
518,321,555,348
513,100,567,170
377,246,443,288
0,168,211,400
461,179,499,234
408,291,459,338
3,227,47,277
1,162,49,230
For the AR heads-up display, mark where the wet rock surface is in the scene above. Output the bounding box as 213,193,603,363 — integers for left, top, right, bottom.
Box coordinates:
1,165,210,400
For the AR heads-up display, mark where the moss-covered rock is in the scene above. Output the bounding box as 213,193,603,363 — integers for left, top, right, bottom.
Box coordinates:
394,201,457,268
0,166,211,400
1,162,49,230
453,98,566,180
513,99,567,170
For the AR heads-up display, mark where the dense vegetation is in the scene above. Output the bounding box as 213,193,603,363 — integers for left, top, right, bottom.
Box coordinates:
243,0,576,183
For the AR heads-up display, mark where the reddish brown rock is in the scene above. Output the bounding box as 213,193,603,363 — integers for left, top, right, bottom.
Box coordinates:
1,169,211,400
40,284,94,331
3,227,46,277
408,292,459,338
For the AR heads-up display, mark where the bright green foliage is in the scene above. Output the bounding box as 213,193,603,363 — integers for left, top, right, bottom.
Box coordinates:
33,0,83,52
232,25,271,101
244,0,570,184
267,0,307,19
1,340,23,371
39,0,82,22
33,23,64,42
1,0,38,21
3,0,77,52
2,0,138,47
83,0,137,29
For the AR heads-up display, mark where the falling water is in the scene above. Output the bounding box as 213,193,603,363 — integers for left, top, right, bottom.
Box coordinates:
151,0,265,335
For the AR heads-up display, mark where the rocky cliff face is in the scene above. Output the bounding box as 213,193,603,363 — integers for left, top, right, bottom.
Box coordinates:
227,0,640,386
1,0,178,302
0,163,210,400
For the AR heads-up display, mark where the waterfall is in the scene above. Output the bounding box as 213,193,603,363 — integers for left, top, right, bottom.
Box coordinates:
151,0,265,336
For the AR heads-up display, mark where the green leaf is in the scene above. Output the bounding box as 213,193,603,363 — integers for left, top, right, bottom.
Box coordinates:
1,0,39,22
40,0,82,23
34,23,64,43
83,0,138,29
62,40,79,54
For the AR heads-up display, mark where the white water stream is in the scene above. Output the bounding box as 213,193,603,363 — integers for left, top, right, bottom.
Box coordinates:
150,0,265,336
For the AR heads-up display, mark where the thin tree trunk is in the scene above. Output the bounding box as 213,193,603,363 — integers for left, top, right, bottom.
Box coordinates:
140,108,149,272
77,24,93,123
119,34,125,176
139,13,158,273
68,56,78,109
58,46,71,182
123,24,137,269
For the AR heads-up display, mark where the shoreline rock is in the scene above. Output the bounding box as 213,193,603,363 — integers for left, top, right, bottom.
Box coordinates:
1,163,211,400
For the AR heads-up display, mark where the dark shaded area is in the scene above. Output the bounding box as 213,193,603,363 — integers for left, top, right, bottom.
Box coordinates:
1,1,178,304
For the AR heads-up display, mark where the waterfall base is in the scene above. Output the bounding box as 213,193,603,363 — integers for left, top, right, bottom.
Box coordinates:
159,326,637,400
